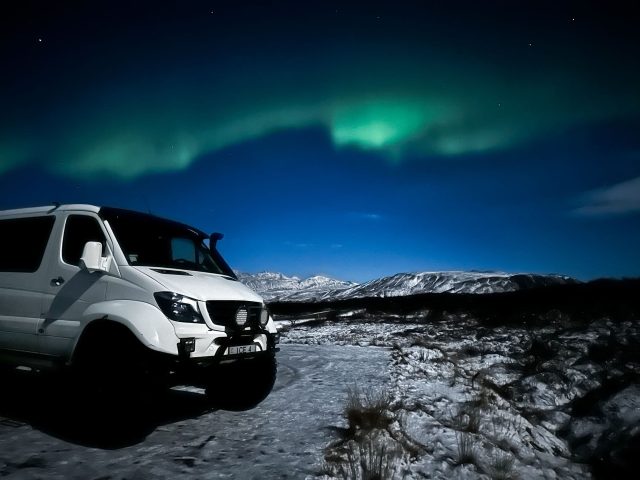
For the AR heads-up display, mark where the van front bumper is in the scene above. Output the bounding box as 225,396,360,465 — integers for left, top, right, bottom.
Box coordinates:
171,321,278,360
176,330,279,360
149,331,278,388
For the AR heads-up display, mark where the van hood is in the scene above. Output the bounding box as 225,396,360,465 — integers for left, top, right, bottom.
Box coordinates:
134,267,264,303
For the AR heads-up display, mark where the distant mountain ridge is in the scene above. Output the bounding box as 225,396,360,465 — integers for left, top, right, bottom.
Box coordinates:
234,271,357,302
236,270,579,302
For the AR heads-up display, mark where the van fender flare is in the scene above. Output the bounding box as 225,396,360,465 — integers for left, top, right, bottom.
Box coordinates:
77,300,179,356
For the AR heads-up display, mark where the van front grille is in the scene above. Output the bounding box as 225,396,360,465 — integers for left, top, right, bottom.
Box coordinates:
205,301,262,331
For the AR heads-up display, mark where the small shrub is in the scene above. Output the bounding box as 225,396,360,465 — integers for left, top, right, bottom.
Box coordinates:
466,407,482,433
460,344,482,357
468,387,495,410
318,459,338,477
486,451,516,480
339,437,402,480
345,386,393,436
488,411,521,450
479,377,513,401
521,335,556,374
410,336,432,348
417,349,430,363
455,432,477,465
449,406,482,434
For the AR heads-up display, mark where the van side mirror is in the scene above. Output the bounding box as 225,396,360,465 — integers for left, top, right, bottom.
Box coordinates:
80,241,111,273
210,232,224,249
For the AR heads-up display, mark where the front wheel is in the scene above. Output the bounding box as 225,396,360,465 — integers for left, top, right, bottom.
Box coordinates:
72,328,154,408
205,354,277,410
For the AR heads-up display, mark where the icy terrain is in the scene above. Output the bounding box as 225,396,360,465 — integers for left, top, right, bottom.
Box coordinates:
238,271,577,302
0,345,389,479
277,309,639,479
2,308,636,479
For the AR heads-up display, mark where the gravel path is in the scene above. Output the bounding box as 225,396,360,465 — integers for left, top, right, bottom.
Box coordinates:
0,344,390,479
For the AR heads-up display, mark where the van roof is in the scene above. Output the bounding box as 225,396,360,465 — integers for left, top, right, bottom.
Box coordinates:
0,204,208,238
100,207,208,238
0,204,101,217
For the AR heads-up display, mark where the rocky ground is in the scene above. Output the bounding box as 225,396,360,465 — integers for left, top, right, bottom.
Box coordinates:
277,309,640,479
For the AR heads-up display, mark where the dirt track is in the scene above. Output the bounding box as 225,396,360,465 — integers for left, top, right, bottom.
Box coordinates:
0,344,390,479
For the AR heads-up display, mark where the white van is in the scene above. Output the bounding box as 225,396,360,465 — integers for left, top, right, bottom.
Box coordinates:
0,204,278,408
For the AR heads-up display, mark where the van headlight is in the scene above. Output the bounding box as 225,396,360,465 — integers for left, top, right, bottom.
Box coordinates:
259,307,270,327
154,292,204,323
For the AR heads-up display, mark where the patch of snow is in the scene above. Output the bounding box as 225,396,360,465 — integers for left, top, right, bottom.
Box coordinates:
602,385,640,424
282,311,635,479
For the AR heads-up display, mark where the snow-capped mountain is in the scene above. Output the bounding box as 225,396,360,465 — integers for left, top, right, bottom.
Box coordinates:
235,271,357,302
238,270,578,302
324,271,578,300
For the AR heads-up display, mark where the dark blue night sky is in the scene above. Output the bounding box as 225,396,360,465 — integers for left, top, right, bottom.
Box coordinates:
1,1,639,281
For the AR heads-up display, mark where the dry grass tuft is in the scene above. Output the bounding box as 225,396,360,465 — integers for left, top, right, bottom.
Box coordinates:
448,406,482,434
486,451,517,480
339,436,403,480
455,432,477,466
345,386,393,436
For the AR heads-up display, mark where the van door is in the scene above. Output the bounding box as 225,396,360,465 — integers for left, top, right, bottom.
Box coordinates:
0,215,56,355
39,214,109,359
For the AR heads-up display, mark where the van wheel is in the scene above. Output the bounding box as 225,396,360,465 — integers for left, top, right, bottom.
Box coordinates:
205,355,277,410
73,325,149,407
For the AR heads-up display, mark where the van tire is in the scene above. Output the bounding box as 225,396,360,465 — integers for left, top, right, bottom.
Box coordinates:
72,322,149,406
205,354,277,410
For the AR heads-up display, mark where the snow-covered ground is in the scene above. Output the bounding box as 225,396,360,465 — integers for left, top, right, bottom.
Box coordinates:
1,312,636,479
0,345,390,479
278,310,640,479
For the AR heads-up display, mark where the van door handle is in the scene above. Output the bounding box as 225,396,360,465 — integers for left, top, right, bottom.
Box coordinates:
51,276,65,287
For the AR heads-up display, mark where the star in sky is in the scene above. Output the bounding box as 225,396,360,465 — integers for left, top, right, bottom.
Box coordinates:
1,0,639,281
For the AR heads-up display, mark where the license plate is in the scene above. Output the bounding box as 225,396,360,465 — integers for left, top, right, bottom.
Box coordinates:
226,344,257,355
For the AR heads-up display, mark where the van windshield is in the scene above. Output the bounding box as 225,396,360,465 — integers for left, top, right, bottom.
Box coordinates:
99,208,235,277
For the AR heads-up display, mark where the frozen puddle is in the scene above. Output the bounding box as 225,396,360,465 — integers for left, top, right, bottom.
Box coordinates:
0,344,391,479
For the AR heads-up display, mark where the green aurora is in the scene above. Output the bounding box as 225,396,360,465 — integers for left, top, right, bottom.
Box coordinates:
2,4,638,180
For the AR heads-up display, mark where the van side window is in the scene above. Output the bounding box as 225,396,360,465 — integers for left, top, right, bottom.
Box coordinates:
62,215,107,266
0,216,56,272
